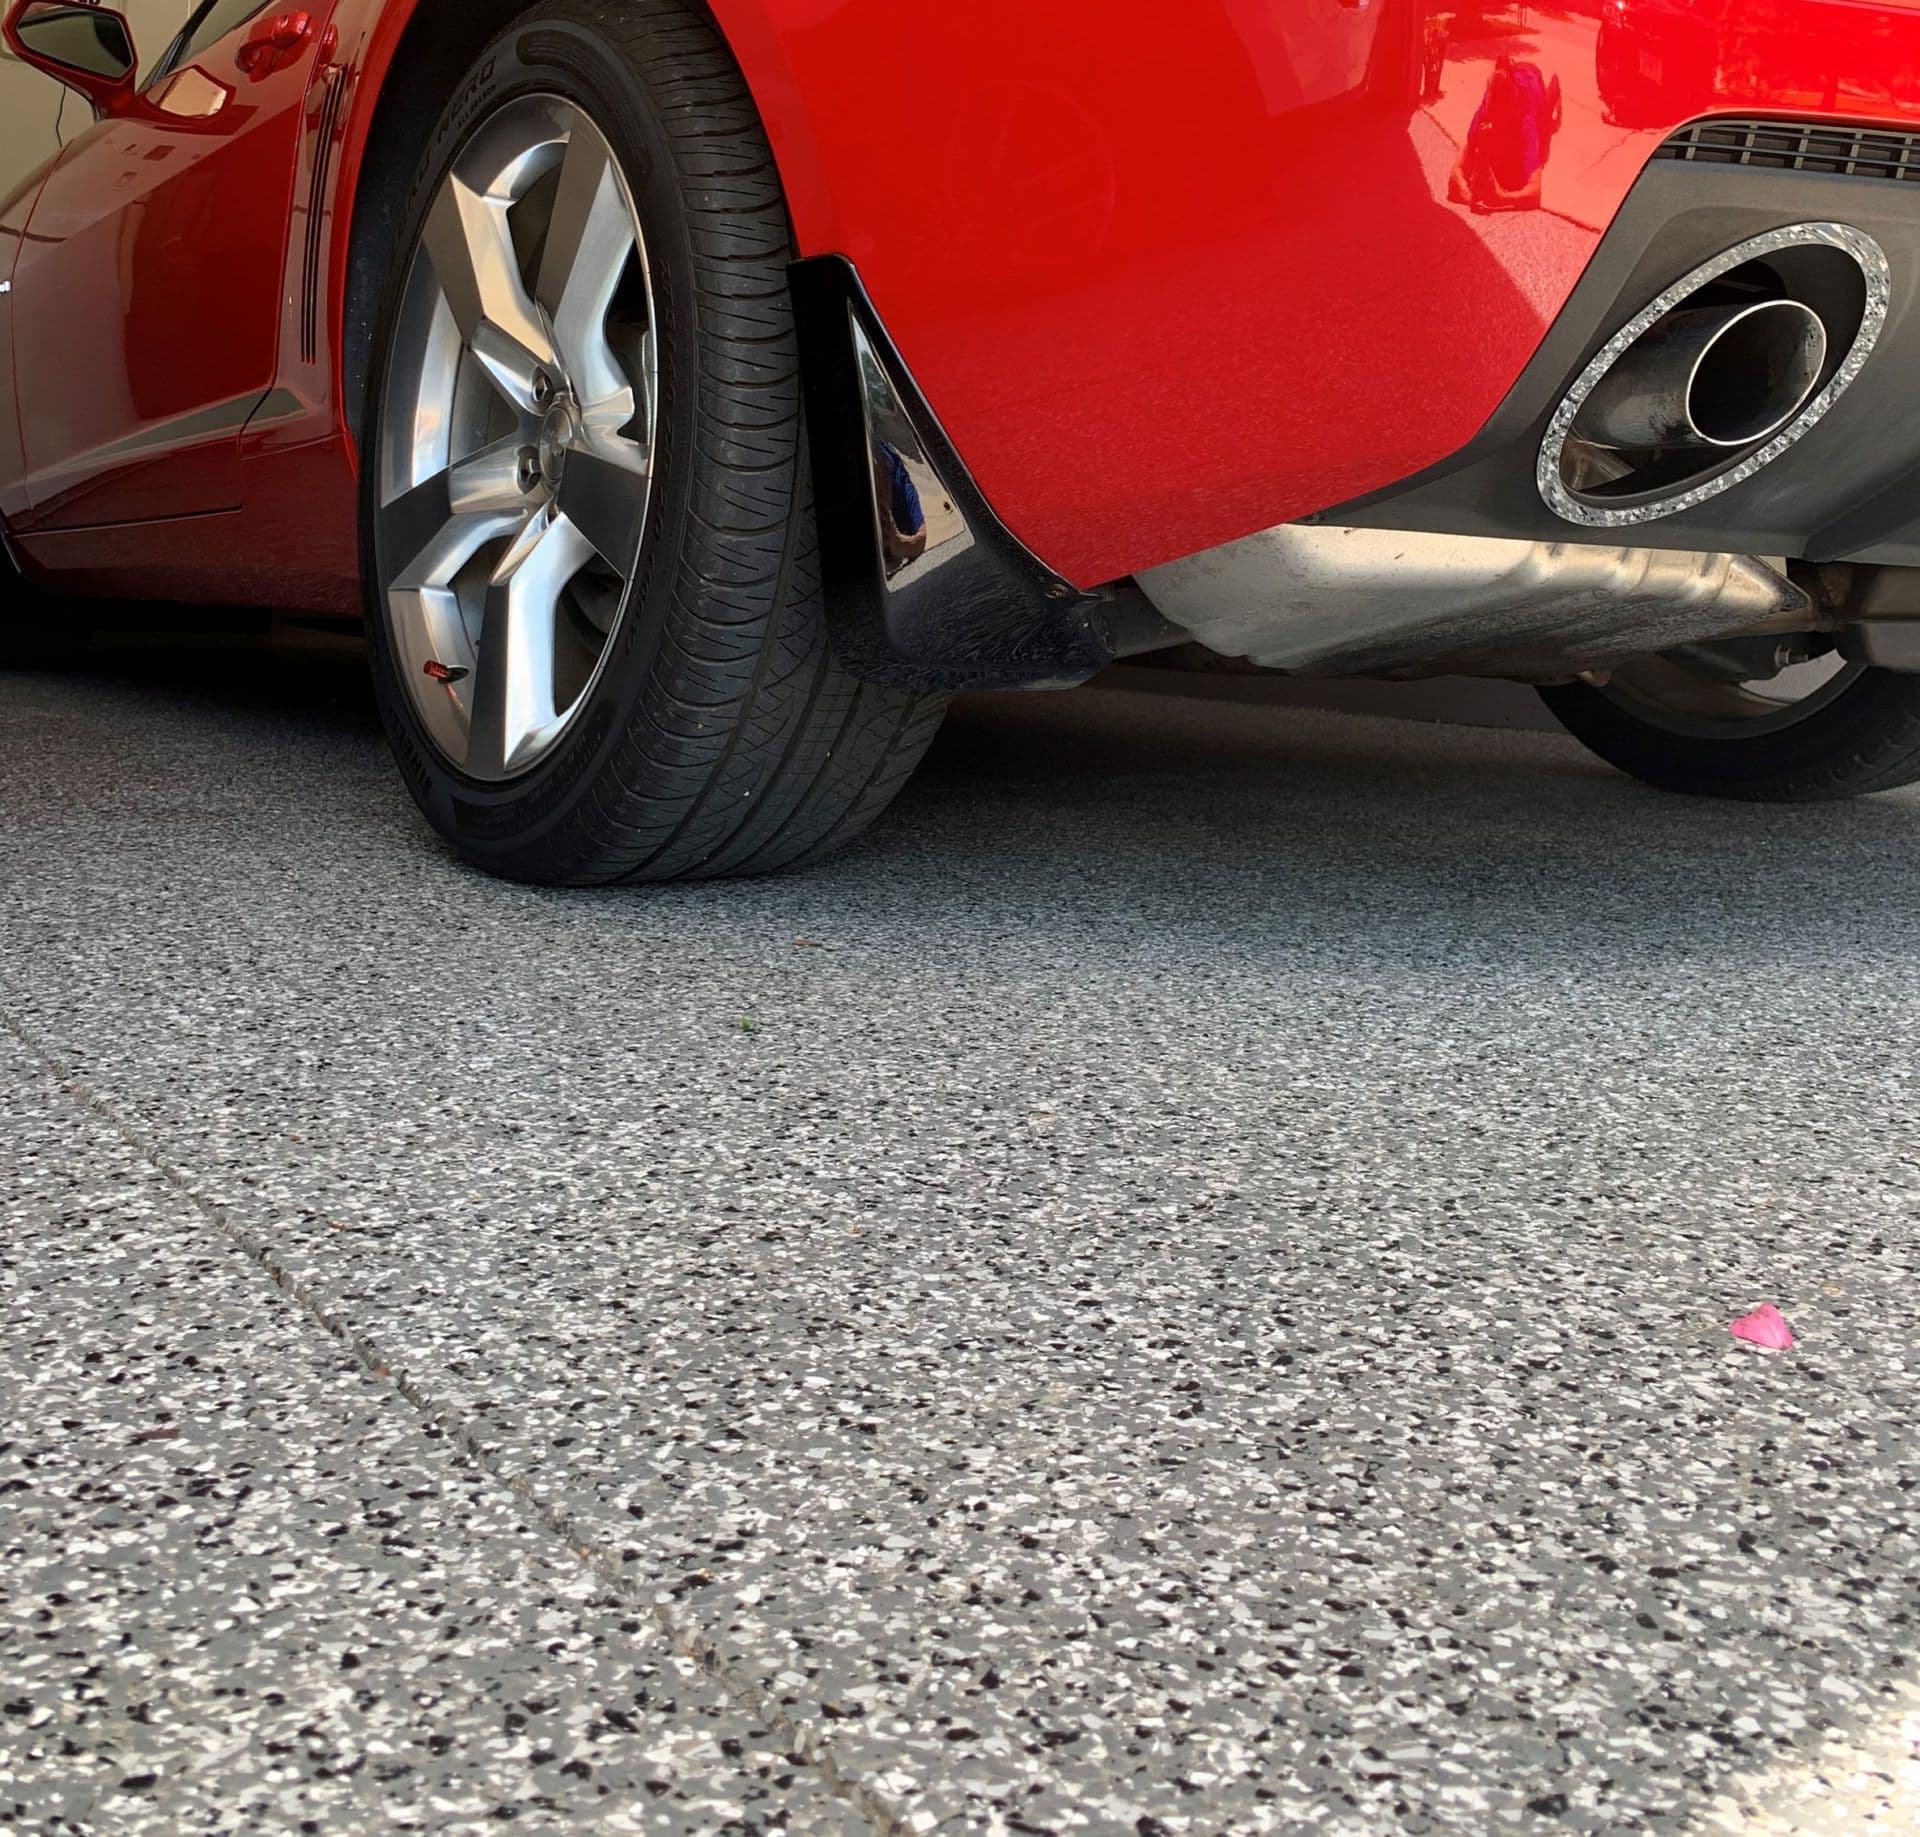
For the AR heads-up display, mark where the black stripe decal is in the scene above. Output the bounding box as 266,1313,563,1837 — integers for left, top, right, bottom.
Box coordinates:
302,66,349,365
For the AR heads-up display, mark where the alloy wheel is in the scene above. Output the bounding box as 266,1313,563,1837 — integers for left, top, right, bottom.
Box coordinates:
377,95,657,782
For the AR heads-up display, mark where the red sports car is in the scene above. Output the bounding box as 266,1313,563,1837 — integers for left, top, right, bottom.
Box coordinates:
5,0,1920,882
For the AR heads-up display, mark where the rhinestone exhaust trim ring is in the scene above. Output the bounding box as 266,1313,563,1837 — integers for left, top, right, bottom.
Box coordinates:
1537,222,1890,529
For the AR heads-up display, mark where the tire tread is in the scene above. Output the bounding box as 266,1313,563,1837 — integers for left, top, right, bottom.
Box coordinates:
376,0,944,886
1540,667,1920,803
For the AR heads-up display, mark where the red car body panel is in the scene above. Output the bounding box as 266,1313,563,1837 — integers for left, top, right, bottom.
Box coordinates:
0,0,363,607
6,0,1920,607
722,0,1920,586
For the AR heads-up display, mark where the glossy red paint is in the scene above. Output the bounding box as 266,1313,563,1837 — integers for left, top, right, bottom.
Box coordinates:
7,0,1920,608
701,0,1920,585
0,170,40,527
236,11,323,80
8,5,339,531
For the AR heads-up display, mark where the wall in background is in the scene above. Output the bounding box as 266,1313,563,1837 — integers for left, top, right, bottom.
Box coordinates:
0,5,202,195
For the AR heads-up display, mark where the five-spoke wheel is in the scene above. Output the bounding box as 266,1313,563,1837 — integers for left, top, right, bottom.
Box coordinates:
377,97,655,782
362,1,945,885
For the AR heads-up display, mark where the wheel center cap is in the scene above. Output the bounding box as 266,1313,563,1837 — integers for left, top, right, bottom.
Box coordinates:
538,402,579,487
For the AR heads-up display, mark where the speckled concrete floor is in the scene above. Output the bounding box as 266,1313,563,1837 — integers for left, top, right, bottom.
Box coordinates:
2,640,1918,1835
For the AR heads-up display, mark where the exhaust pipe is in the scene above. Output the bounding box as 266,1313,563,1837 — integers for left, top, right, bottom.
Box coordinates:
1540,223,1889,526
1134,525,1814,682
1575,299,1827,452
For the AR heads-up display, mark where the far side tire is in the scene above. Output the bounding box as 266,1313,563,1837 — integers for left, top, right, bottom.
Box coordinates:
362,0,946,885
1540,663,1920,801
0,544,91,669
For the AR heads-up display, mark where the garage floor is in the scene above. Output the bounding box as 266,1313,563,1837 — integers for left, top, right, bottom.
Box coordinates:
3,639,1918,1834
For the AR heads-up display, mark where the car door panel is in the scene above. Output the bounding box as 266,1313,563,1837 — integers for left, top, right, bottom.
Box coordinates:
0,22,82,522
12,1,337,529
0,173,47,525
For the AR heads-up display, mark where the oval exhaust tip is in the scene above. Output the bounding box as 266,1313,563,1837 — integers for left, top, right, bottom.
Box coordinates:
1684,299,1828,448
1574,298,1828,453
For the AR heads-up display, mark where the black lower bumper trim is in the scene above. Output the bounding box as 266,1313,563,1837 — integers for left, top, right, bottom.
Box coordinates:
1325,137,1920,568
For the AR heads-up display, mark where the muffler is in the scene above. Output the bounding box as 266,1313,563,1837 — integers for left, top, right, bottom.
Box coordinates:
1576,300,1827,452
1135,525,1815,682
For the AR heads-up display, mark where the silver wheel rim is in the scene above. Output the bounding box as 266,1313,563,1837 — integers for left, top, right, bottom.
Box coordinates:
1601,651,1866,740
377,95,657,783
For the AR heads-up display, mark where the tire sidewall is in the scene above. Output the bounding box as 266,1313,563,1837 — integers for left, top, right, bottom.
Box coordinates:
362,12,705,877
1541,667,1920,798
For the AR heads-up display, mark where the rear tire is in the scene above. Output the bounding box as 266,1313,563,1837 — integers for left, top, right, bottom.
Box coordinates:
1541,662,1920,801
362,0,945,884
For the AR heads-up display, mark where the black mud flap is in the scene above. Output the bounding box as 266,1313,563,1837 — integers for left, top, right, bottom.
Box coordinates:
788,255,1118,692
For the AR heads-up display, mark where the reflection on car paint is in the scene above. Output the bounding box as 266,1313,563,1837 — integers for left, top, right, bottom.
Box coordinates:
5,0,1920,602
1448,54,1562,213
851,319,972,590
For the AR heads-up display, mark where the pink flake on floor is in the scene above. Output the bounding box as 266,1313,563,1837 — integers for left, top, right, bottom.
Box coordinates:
1729,1304,1796,1351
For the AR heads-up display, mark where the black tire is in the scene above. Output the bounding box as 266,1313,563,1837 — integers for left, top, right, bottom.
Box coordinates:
0,544,90,669
362,0,946,885
1540,667,1920,801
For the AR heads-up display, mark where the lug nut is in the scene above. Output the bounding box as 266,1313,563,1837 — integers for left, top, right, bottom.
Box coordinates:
532,370,555,408
517,446,543,492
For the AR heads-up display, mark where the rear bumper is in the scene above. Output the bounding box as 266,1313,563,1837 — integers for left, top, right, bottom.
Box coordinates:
1138,126,1920,683
810,119,1920,689
1326,124,1920,569
751,0,1920,589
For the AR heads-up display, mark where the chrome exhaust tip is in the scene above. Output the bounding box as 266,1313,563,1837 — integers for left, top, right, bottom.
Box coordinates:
1540,222,1889,528
1578,299,1827,452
